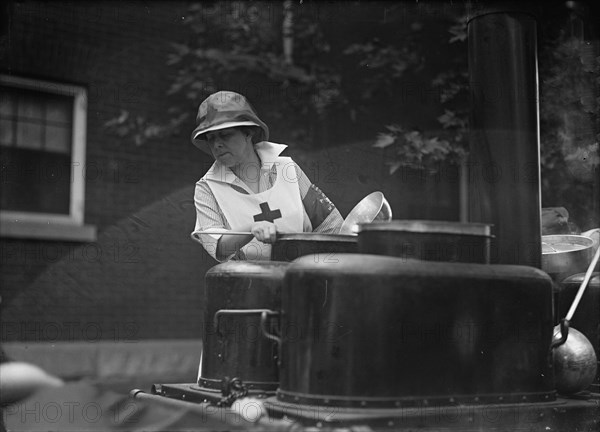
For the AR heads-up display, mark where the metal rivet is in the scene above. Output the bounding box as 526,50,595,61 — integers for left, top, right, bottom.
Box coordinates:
361,401,367,406
449,398,454,403
499,396,503,401
423,399,429,406
182,395,186,399
395,401,401,407
388,421,394,427
474,397,479,402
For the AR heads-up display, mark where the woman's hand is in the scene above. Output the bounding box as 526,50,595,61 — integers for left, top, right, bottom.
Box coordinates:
251,221,278,243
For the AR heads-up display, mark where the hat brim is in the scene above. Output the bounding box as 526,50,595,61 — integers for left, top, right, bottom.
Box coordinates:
192,121,261,153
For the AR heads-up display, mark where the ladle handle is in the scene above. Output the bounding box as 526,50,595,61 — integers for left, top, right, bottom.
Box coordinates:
565,245,600,321
195,230,253,236
194,230,291,236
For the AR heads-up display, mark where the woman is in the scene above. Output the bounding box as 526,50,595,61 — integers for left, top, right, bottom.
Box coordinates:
191,91,343,261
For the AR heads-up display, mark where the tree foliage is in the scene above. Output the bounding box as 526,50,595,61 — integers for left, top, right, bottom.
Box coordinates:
368,14,469,174
538,29,599,229
106,1,345,146
103,2,599,227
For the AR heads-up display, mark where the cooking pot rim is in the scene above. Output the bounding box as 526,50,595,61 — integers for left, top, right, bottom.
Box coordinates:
541,235,595,255
206,260,290,276
358,220,493,236
560,271,599,285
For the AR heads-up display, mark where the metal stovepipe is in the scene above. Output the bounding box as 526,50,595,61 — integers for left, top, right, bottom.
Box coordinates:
467,2,542,267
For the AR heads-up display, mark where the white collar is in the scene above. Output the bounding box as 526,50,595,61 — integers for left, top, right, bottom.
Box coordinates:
203,141,288,185
254,141,288,168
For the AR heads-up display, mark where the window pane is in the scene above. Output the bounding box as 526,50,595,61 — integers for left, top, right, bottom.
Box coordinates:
45,125,71,153
16,120,43,150
0,79,82,218
0,91,15,116
0,147,71,214
0,118,13,146
46,95,72,124
17,93,44,120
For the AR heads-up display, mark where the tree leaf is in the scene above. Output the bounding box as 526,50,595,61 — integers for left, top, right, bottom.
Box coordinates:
374,133,396,148
389,161,402,174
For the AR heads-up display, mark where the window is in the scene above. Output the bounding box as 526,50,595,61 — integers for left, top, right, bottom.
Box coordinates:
0,75,96,241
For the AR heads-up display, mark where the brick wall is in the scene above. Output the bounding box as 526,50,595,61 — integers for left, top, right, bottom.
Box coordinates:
1,2,216,342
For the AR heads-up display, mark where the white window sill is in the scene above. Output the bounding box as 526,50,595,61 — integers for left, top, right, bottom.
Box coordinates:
0,216,97,242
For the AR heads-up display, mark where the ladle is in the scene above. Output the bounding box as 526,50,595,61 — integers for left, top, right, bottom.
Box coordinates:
551,246,599,394
553,245,600,344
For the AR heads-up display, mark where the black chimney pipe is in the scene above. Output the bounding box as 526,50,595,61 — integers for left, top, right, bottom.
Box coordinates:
467,2,541,268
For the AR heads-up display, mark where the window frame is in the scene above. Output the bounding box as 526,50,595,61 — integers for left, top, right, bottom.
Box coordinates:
0,74,96,241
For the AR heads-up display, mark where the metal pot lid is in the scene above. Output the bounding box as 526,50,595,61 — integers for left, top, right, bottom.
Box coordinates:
541,235,595,254
206,260,290,276
358,220,493,236
275,233,357,242
339,191,392,235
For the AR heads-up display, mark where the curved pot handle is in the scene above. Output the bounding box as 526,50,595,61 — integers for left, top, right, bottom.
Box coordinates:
260,310,281,344
550,318,570,350
213,309,278,336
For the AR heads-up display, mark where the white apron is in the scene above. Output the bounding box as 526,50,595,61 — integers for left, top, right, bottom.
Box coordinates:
206,156,304,260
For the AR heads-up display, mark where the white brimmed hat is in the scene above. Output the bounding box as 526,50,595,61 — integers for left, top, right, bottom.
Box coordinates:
191,91,269,154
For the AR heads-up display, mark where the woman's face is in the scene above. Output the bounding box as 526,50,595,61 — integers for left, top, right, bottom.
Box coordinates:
206,128,254,167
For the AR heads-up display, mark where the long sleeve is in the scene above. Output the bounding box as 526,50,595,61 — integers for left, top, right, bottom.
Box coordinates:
191,180,236,262
293,163,344,234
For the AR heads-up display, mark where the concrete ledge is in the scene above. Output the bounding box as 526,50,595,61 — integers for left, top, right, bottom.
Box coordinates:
0,216,97,242
2,339,202,384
